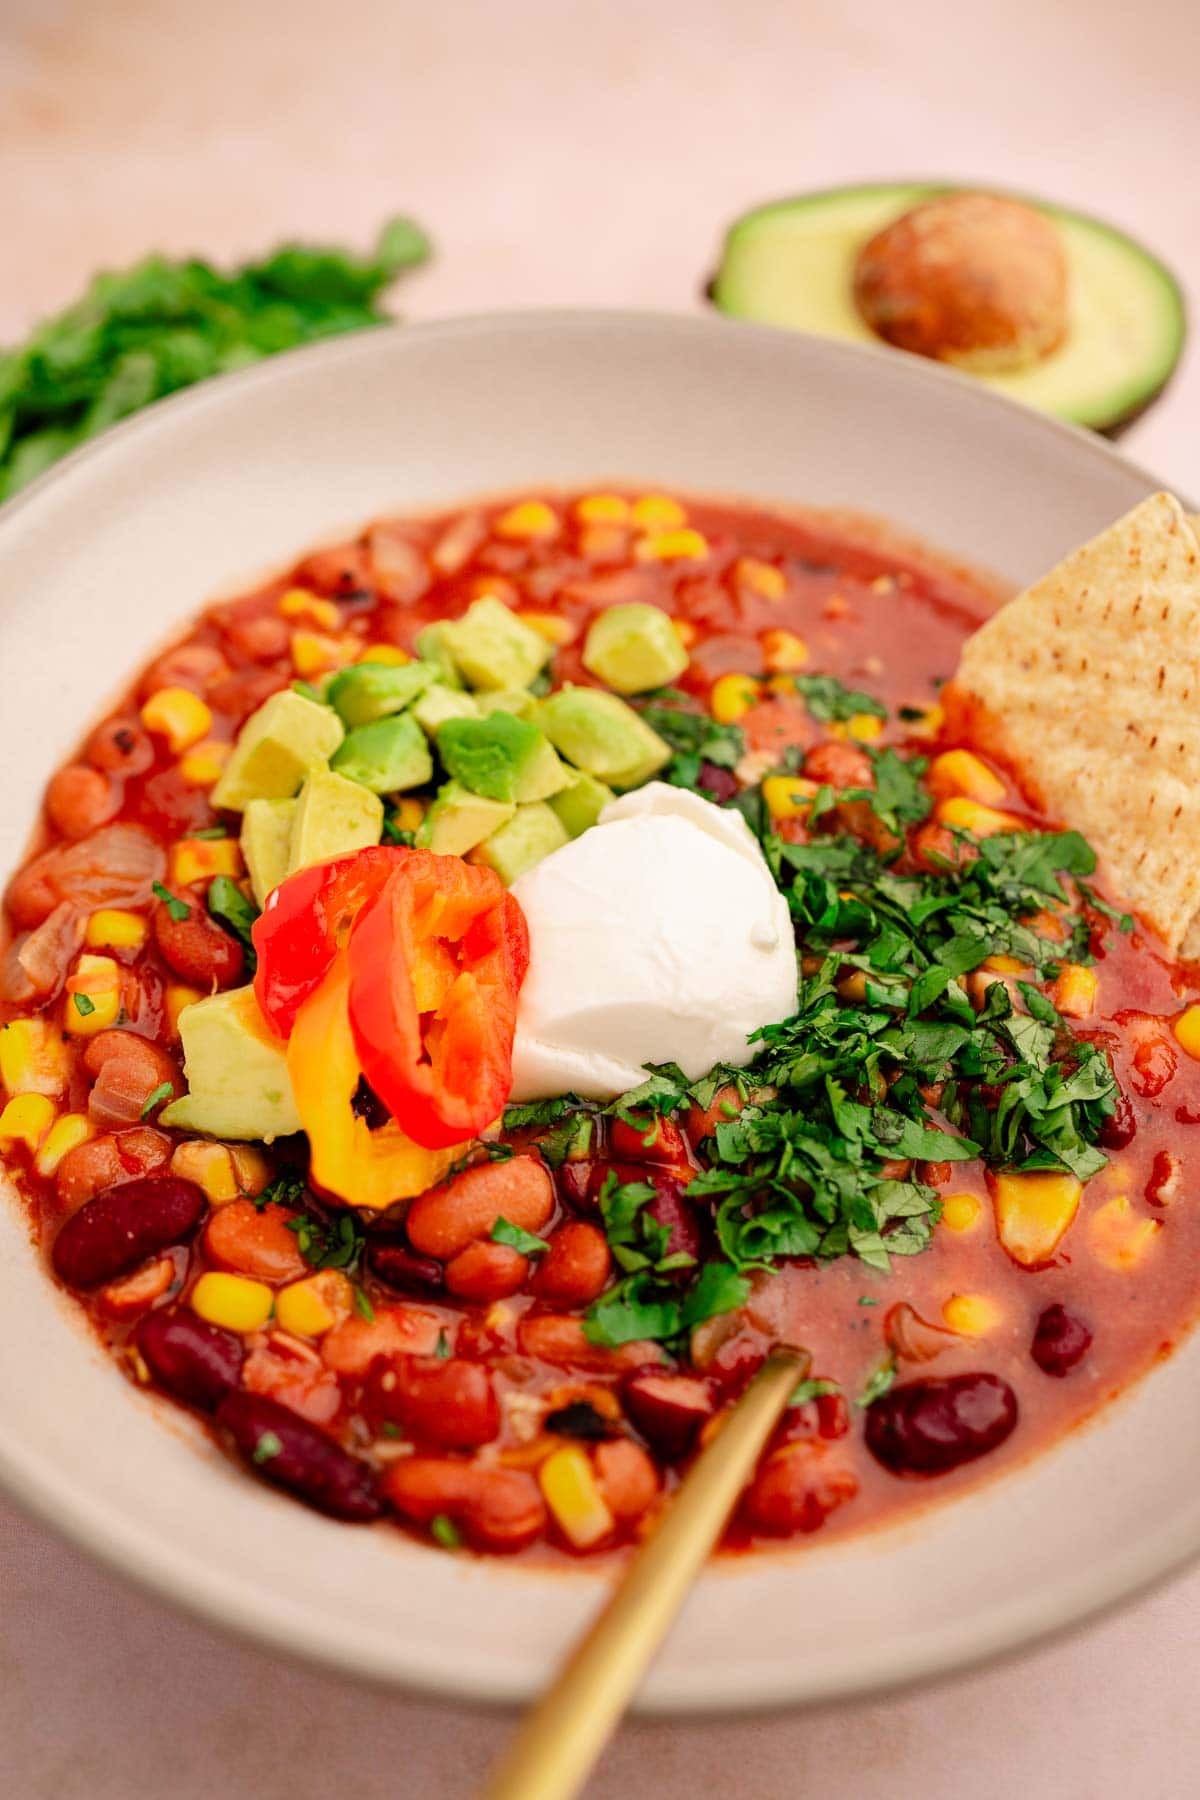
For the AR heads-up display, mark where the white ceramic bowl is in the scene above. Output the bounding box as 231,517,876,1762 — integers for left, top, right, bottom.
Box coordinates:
0,313,1196,1711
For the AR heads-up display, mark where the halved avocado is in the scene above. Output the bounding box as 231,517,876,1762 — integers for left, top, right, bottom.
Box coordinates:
710,182,1186,435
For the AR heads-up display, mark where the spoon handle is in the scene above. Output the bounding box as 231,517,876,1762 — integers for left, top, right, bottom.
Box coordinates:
484,1345,810,1800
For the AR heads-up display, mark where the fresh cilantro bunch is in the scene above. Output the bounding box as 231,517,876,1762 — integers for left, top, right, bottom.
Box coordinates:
636,690,744,792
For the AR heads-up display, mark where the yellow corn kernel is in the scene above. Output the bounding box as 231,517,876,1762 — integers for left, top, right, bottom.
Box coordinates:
575,493,631,525
938,796,1024,837
992,1170,1081,1268
710,673,762,724
278,587,341,629
1052,964,1099,1019
0,1092,56,1153
671,618,699,649
291,629,360,677
1090,1194,1161,1271
85,908,148,952
847,713,885,743
538,1445,614,1550
356,642,410,666
736,557,787,601
64,955,121,1036
763,775,819,820
635,527,709,563
170,1140,242,1204
929,749,1007,805
1172,1004,1200,1061
34,1112,93,1177
391,796,426,833
905,701,945,739
495,500,560,541
275,1271,355,1338
761,629,809,673
0,1017,71,1099
170,837,243,887
942,1292,1002,1336
229,1144,273,1197
940,1192,982,1233
164,983,205,1039
191,1271,274,1333
983,954,1027,975
179,739,232,787
140,687,213,754
518,610,576,645
631,494,686,531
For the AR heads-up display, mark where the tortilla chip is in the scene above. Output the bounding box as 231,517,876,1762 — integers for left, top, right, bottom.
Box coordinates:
948,491,1200,959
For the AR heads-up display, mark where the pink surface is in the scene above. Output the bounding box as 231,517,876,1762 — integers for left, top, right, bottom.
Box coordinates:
1,1,1198,1793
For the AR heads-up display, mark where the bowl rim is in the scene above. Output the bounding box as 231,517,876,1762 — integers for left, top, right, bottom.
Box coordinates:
0,307,1196,1713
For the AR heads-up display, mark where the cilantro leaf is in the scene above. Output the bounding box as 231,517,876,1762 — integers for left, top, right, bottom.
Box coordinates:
152,881,190,922
207,875,260,973
490,1216,550,1256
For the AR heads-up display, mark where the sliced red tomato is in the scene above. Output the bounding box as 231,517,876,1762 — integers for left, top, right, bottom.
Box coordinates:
252,846,405,1036
346,851,529,1150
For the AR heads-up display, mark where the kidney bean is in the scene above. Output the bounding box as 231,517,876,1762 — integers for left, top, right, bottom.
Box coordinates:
366,1241,445,1295
646,1175,705,1268
608,1114,693,1174
1100,1091,1137,1148
46,765,120,840
594,1438,659,1521
516,1313,662,1373
321,1304,445,1376
405,1155,553,1259
444,1240,529,1302
55,1127,173,1210
1031,1304,1093,1378
697,761,739,804
366,1354,500,1448
203,1199,308,1284
865,1372,1018,1476
152,892,245,989
744,1441,859,1536
531,1222,611,1306
623,1369,714,1458
383,1457,545,1553
554,1159,594,1213
136,1306,244,1409
85,717,155,777
216,1390,381,1522
52,1175,206,1289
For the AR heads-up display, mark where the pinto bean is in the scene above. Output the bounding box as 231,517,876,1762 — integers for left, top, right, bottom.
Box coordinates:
367,524,431,604
608,1115,692,1174
1030,1303,1093,1377
45,765,120,840
912,821,978,873
99,1254,177,1317
217,1390,381,1521
744,1440,859,1536
52,1175,206,1289
366,1354,500,1448
152,892,245,989
321,1303,445,1376
142,641,229,696
593,1438,659,1521
242,1337,341,1426
516,1313,661,1373
865,1372,1017,1475
84,717,155,777
55,1126,172,1210
685,1082,745,1149
444,1240,529,1302
136,1306,244,1409
83,1030,182,1127
223,613,291,662
203,1199,308,1284
383,1457,545,1552
405,1155,554,1259
804,741,873,789
296,542,372,596
531,1223,611,1306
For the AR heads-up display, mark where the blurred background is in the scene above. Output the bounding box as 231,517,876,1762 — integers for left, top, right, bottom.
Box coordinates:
2,2,1198,1795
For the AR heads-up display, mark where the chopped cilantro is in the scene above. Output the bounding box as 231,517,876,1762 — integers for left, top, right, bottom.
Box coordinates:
152,881,190,922
490,1216,550,1256
789,674,887,723
254,1171,309,1211
71,993,96,1018
286,1209,364,1273
856,1356,897,1408
251,1430,283,1465
353,1285,375,1323
291,680,326,704
191,825,229,840
788,1377,841,1407
208,875,260,974
141,1080,174,1120
637,692,745,793
381,814,416,848
435,1329,451,1360
430,1513,462,1550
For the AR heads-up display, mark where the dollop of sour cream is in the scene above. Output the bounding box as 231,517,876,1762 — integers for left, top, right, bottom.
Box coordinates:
508,783,798,1101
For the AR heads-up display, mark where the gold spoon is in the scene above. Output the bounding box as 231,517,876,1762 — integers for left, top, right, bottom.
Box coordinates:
484,1345,810,1800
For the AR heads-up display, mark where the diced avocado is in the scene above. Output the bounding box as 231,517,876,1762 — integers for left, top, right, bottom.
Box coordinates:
441,597,553,691
414,622,464,688
476,802,570,884
412,683,482,736
327,658,433,728
241,797,297,906
582,603,689,694
476,688,537,720
287,769,383,875
160,986,300,1142
709,181,1188,436
210,690,344,811
537,685,671,790
435,713,573,806
416,780,517,856
330,712,433,794
549,769,615,837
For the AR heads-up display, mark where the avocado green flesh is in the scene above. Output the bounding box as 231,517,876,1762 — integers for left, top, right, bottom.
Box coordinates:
712,182,1186,432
